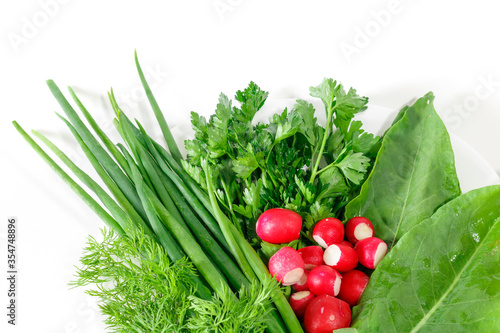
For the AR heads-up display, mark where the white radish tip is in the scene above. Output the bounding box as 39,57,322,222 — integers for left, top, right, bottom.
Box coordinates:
334,275,341,296
354,223,373,241
323,245,341,266
313,235,328,248
373,242,388,268
291,291,311,300
296,271,308,285
282,268,305,286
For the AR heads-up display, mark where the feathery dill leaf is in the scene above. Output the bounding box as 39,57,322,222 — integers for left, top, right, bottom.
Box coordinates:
72,227,280,333
187,276,278,333
71,227,195,332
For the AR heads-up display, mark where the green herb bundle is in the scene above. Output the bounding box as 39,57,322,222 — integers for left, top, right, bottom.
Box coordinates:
14,52,304,333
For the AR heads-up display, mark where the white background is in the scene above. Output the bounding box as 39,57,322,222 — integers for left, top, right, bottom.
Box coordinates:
1,1,500,332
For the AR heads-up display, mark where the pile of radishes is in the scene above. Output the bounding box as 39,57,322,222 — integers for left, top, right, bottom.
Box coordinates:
256,208,388,333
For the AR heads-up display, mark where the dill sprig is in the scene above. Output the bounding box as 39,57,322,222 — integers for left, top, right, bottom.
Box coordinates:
72,227,278,333
71,227,194,332
187,277,277,333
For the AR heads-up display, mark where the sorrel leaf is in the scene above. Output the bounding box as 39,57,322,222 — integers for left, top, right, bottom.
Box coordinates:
352,185,500,332
345,93,461,247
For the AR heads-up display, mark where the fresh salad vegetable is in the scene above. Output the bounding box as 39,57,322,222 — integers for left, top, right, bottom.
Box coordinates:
13,52,500,332
337,270,370,306
323,243,359,272
298,246,324,270
256,208,303,244
268,246,305,286
351,186,500,332
307,265,342,297
344,93,462,249
303,295,351,332
345,216,374,244
353,237,387,269
289,291,316,320
312,217,345,248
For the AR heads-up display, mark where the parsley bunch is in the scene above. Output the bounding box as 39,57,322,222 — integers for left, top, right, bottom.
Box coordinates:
184,78,381,254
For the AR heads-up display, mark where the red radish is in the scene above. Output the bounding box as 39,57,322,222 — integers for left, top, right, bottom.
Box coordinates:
303,295,351,332
338,270,370,306
354,237,387,269
298,246,324,270
312,218,344,248
346,216,375,244
340,240,354,248
307,265,342,296
268,247,304,285
293,270,310,292
323,243,358,272
289,291,315,320
256,208,302,244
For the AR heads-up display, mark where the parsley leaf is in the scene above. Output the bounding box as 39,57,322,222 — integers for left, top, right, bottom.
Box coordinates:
309,78,368,135
207,93,232,158
190,112,208,141
233,144,263,179
234,81,269,124
335,150,371,185
294,99,320,146
273,108,302,144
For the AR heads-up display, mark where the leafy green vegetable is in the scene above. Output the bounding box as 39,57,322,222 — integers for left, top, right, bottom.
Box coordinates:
73,227,278,333
184,78,380,251
187,277,277,333
309,78,368,139
72,227,194,332
352,185,500,333
345,93,461,248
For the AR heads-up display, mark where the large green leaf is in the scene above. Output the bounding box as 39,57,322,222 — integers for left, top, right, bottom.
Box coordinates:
352,185,500,332
345,93,460,247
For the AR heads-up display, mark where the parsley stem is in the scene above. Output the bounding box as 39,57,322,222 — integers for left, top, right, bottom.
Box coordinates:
262,168,279,188
263,147,280,188
309,103,336,184
315,160,337,177
220,179,241,234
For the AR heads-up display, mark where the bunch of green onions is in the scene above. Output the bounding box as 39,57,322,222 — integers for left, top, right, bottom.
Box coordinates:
13,52,303,333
